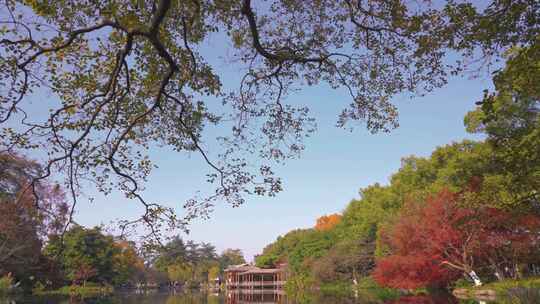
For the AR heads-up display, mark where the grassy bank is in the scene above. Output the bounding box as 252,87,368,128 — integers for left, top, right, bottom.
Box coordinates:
454,277,540,303
33,284,114,297
314,278,401,302
354,277,402,301
455,278,540,296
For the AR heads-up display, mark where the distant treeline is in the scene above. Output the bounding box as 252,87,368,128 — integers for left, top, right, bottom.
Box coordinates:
0,159,246,293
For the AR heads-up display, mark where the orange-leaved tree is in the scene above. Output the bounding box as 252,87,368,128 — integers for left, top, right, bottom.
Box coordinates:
315,214,342,231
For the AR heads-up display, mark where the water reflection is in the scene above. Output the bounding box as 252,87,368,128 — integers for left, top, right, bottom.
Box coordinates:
225,290,287,304
0,291,499,304
384,294,458,304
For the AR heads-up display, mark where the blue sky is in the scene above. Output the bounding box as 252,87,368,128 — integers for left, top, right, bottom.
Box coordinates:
73,68,490,261
9,1,494,261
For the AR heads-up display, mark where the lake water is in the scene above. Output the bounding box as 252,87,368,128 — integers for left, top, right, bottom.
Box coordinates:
0,290,496,304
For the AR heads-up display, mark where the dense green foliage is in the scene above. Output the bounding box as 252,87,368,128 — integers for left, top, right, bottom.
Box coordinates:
46,226,123,285
464,43,540,209
40,225,151,289
256,141,495,287
218,249,246,270
257,40,540,291
153,237,246,288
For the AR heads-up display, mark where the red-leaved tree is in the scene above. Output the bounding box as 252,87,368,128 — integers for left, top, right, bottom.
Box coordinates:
373,189,540,289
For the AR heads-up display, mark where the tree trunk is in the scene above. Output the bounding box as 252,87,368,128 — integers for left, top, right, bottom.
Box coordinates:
468,270,482,286
441,260,483,286
514,264,523,279
488,258,504,281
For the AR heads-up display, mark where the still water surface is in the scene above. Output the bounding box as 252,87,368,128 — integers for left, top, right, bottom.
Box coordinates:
1,291,495,304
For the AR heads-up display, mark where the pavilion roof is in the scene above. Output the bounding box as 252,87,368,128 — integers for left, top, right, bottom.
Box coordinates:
224,264,284,274
224,264,256,272
239,268,282,275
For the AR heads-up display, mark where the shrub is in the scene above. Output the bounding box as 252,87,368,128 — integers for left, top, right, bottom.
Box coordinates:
355,277,401,302
32,281,46,294
507,287,540,304
0,275,14,294
319,281,352,297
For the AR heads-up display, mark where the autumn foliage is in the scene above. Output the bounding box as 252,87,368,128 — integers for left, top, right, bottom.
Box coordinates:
0,154,70,288
315,214,342,231
73,263,97,286
373,189,540,289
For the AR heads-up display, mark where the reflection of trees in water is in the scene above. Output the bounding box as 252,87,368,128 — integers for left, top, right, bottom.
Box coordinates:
385,294,459,304
165,293,219,304
68,293,173,304
7,291,465,304
226,291,287,304
75,293,232,304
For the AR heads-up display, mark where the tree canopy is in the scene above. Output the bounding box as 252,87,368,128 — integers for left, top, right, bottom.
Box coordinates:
0,153,69,289
46,225,123,285
1,0,537,240
374,189,540,289
152,236,245,287
464,43,540,209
